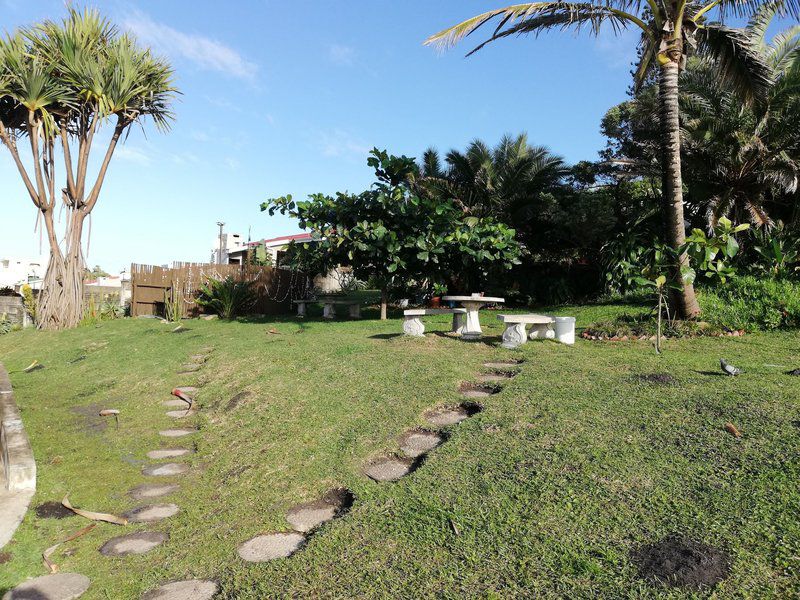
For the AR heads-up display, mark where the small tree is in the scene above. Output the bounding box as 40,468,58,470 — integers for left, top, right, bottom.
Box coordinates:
0,8,177,330
262,149,521,319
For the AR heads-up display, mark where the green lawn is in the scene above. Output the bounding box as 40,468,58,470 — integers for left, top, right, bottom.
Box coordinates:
0,303,798,598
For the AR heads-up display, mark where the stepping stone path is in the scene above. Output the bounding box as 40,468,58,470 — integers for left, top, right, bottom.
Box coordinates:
286,501,337,533
424,405,471,426
129,483,180,500
165,409,195,419
143,463,190,477
399,430,443,458
163,399,191,408
189,355,208,363
364,456,414,482
477,371,516,383
147,448,192,459
123,503,180,523
159,428,197,438
483,360,522,369
460,384,497,398
99,531,168,556
175,386,198,394
178,364,202,373
3,573,91,600
142,580,218,600
238,532,305,562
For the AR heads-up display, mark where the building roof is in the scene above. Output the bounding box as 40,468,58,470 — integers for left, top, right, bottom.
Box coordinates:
248,233,314,247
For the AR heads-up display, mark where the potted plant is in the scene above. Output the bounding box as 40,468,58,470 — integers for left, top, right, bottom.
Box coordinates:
430,282,447,308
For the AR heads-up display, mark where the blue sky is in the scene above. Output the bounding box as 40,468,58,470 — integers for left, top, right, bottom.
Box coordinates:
0,1,789,270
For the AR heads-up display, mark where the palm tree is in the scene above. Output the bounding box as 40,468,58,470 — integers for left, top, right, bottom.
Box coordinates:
425,1,798,318
0,8,176,329
420,133,567,222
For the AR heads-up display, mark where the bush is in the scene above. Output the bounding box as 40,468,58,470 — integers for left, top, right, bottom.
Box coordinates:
0,313,11,335
700,276,800,331
195,277,256,320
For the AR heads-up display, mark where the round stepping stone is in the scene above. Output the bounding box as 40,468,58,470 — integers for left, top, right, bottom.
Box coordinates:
147,448,191,459
364,457,413,482
128,483,180,500
177,364,202,374
123,504,179,523
477,373,514,383
189,355,208,363
286,501,337,533
159,428,197,438
143,463,189,477
199,347,214,354
238,532,305,562
165,409,194,419
175,386,198,394
3,573,90,600
483,361,522,369
163,399,191,408
424,406,470,427
461,388,494,398
398,430,443,458
99,531,167,556
142,580,218,600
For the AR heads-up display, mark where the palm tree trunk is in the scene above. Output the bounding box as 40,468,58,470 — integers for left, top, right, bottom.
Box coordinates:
659,60,701,319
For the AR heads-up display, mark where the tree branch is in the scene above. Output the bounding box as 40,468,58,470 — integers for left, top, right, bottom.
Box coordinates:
59,122,78,204
83,117,126,214
0,117,41,207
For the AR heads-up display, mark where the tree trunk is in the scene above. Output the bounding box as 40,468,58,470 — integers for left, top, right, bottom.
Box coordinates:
659,60,701,319
380,286,388,320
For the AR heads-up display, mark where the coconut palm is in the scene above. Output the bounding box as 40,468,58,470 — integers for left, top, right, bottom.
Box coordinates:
425,1,798,318
420,133,567,222
0,8,176,329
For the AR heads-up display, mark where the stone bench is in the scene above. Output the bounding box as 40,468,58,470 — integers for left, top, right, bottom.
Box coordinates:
497,314,576,348
293,299,361,319
403,308,467,337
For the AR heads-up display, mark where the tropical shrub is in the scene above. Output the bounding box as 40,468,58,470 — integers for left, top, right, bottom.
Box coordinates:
749,222,800,279
700,276,800,331
0,313,11,335
196,277,256,320
681,217,750,285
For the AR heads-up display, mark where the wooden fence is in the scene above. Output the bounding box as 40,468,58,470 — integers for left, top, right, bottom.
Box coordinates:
129,262,308,318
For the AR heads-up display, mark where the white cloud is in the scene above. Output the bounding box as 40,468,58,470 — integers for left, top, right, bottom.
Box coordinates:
124,12,258,82
115,145,152,166
316,128,370,161
594,26,639,69
224,157,241,170
328,44,356,67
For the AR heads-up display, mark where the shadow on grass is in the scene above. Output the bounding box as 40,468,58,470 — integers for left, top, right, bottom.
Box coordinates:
369,333,403,340
695,370,727,377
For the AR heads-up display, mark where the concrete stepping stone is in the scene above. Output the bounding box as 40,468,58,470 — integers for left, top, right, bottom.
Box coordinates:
483,360,522,369
143,463,189,477
142,580,218,600
477,372,515,383
175,386,198,394
165,409,195,419
123,504,179,523
147,448,191,459
177,364,202,373
199,347,214,354
3,572,91,600
363,456,414,482
398,430,443,458
128,483,179,500
159,428,197,438
189,355,208,363
99,531,167,556
285,487,353,532
238,532,305,562
424,406,470,426
163,399,191,408
460,383,499,398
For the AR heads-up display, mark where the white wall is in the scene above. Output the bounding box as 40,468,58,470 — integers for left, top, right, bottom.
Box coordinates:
0,257,47,289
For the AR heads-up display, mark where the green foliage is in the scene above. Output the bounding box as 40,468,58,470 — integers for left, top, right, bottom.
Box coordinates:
681,217,750,285
750,222,800,278
163,288,184,322
262,149,521,294
21,284,36,323
0,313,11,335
248,243,273,267
195,277,256,320
699,276,800,331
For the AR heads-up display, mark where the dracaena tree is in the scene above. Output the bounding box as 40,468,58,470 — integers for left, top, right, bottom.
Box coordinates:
425,0,799,318
0,8,177,330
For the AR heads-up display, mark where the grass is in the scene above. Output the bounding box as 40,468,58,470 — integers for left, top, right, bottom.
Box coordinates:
0,301,798,598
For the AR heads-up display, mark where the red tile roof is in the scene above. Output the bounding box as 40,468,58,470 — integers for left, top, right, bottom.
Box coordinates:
248,233,313,247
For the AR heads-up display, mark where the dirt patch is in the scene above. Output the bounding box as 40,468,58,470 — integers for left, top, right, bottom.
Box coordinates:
787,368,800,376
636,373,677,385
35,501,74,519
633,535,730,589
226,391,251,411
71,403,107,434
0,551,11,564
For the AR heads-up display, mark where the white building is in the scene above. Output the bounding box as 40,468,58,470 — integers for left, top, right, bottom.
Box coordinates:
0,256,47,289
210,233,246,265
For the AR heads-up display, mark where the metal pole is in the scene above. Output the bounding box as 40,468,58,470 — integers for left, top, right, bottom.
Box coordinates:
216,221,225,265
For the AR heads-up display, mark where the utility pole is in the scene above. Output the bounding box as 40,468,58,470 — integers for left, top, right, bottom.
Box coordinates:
216,221,225,265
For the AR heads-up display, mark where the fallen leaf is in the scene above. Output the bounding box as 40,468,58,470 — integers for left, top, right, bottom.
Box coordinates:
724,422,742,438
42,523,96,573
62,495,128,525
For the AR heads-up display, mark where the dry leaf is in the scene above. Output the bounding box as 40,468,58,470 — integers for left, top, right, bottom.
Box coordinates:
23,360,43,372
98,409,119,416
267,328,281,335
171,388,194,407
724,422,742,438
62,495,128,525
42,523,96,573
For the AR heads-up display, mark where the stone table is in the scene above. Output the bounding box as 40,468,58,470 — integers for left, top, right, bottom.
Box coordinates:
442,295,505,340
